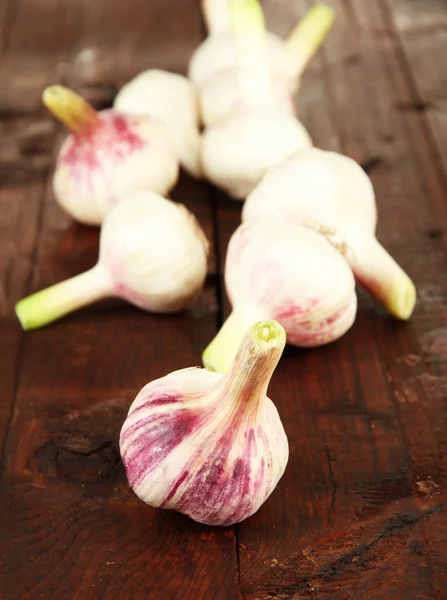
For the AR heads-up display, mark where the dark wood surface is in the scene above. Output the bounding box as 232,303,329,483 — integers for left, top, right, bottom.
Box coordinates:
1,0,447,598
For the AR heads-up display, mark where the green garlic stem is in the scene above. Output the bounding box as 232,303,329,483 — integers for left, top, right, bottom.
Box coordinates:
15,265,112,331
352,236,416,320
42,85,99,134
285,4,335,78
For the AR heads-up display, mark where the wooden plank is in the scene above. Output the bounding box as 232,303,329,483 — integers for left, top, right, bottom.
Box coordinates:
208,0,447,597
0,1,239,598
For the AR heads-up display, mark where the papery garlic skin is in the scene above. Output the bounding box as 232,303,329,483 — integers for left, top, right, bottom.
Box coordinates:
201,109,312,199
99,191,209,313
120,320,289,526
203,217,356,373
114,70,203,178
54,111,178,226
199,66,295,127
189,29,287,90
243,148,376,231
242,148,416,320
15,191,209,330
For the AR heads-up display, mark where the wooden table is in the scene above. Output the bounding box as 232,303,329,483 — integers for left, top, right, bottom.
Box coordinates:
1,0,447,597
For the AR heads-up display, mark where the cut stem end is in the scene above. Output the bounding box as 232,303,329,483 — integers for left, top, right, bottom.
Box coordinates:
42,85,99,134
251,320,286,345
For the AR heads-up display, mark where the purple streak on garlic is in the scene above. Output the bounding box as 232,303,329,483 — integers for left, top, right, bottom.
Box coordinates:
43,85,179,226
120,320,288,526
114,69,203,178
202,216,356,373
242,148,416,320
15,191,209,330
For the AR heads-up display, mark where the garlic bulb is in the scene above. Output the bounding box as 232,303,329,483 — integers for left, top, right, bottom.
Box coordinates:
114,69,203,178
242,148,416,320
120,320,289,526
15,191,209,330
201,109,312,199
44,85,179,226
203,217,357,373
189,1,334,94
200,0,313,199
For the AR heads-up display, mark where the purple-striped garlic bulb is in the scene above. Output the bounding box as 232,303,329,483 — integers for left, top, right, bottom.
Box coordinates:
114,69,203,178
200,0,313,199
203,216,356,373
120,320,289,526
242,148,416,320
15,191,209,330
190,0,334,127
44,85,178,226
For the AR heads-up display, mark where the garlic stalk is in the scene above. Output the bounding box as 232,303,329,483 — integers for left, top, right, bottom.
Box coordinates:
201,0,312,199
15,191,209,330
120,320,289,526
242,148,416,320
114,70,203,178
201,0,231,34
190,2,334,126
203,217,357,373
44,85,179,226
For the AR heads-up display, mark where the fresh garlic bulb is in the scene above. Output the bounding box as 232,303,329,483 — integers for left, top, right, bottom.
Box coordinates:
242,148,416,320
200,0,313,199
44,85,179,226
190,1,334,92
203,217,357,373
114,69,203,178
120,320,289,526
15,191,209,330
201,109,312,199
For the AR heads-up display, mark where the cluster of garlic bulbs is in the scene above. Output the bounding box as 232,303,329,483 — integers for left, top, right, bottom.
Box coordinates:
14,0,417,529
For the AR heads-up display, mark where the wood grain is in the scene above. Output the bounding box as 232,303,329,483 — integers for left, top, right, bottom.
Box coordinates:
213,0,447,597
1,0,447,598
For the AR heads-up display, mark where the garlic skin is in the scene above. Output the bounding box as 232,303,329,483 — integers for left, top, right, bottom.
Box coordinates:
120,320,289,526
201,109,312,199
242,148,416,320
15,191,209,330
190,2,335,127
203,217,357,373
199,65,295,127
44,85,179,226
190,2,334,93
114,70,203,178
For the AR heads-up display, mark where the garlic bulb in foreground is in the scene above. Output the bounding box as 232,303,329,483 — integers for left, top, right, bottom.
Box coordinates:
189,0,334,96
242,148,416,320
203,217,357,373
114,70,203,178
120,320,289,526
44,85,179,226
201,109,312,199
15,191,209,330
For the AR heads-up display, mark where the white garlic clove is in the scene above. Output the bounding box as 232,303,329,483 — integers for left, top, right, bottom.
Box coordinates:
114,70,203,179
201,109,312,199
44,85,179,226
203,217,357,373
120,320,289,526
15,191,209,330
